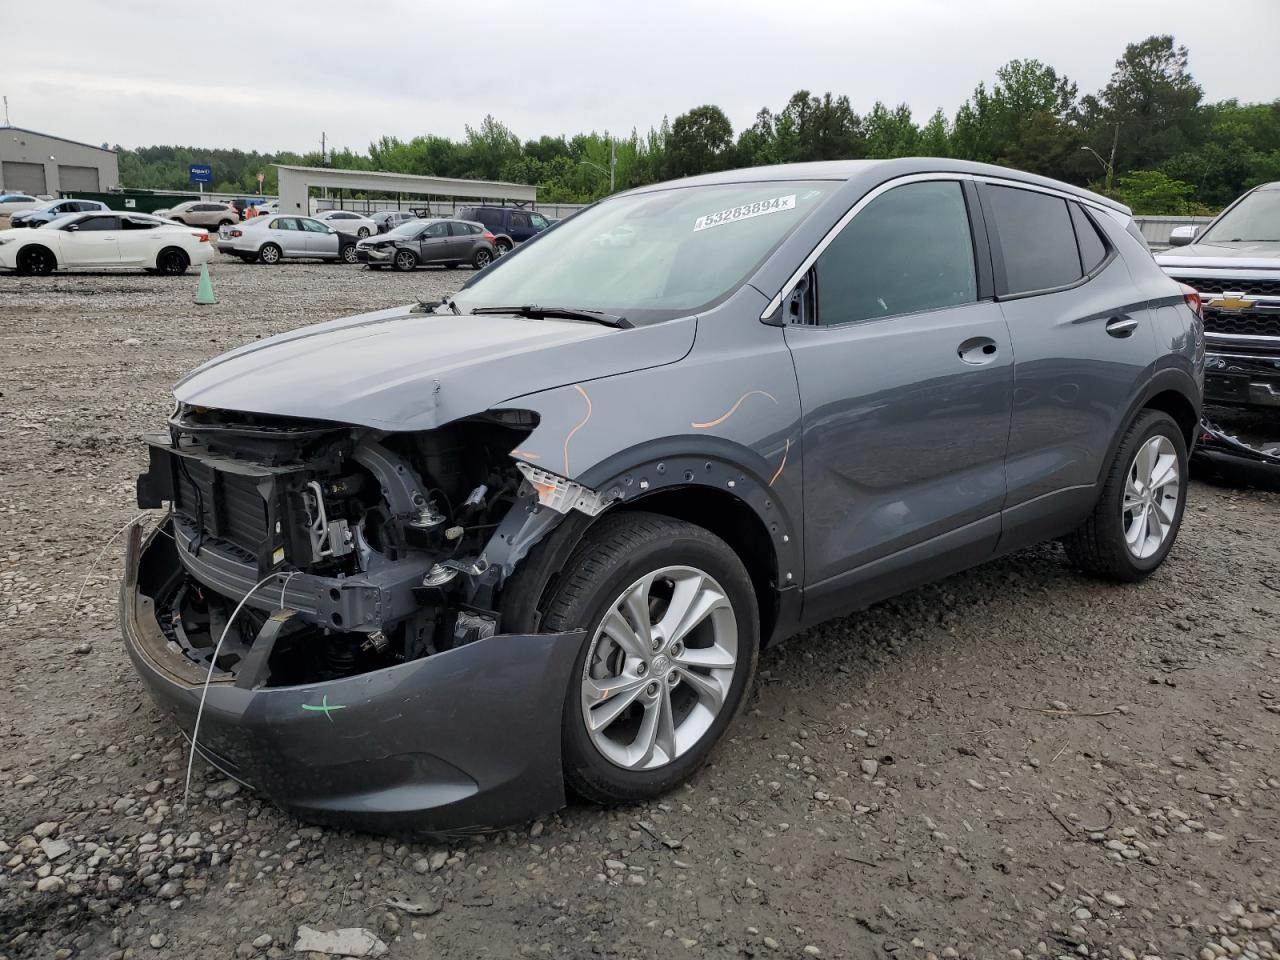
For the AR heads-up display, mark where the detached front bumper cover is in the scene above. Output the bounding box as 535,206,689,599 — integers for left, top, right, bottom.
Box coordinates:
121,519,585,835
1193,417,1280,486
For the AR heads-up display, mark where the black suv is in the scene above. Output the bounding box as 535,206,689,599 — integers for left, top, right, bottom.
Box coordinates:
454,205,552,254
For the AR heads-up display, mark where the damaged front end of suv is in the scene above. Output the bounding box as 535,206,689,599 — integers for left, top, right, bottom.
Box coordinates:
123,400,598,832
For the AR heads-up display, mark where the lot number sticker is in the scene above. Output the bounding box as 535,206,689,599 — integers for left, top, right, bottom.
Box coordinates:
694,194,796,232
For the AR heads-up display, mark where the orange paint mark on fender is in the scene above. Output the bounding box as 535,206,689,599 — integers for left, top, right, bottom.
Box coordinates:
769,437,791,487
510,449,540,461
564,384,593,475
691,390,778,430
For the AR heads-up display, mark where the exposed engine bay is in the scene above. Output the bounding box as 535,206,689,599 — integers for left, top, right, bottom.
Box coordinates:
135,403,563,687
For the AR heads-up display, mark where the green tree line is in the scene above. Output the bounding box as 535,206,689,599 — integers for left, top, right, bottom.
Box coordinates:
115,35,1280,215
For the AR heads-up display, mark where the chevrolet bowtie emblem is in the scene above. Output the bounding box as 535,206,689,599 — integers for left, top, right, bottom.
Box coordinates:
1207,292,1251,310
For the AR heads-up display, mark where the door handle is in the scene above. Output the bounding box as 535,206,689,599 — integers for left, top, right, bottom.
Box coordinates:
957,336,999,365
1105,315,1139,337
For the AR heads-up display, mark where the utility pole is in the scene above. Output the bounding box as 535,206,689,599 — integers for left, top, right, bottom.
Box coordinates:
1106,123,1120,194
609,138,616,194
2,96,9,127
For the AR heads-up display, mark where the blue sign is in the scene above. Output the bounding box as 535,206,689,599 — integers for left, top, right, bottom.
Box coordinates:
189,164,212,184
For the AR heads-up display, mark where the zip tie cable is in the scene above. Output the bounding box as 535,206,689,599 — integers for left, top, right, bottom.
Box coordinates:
183,572,279,804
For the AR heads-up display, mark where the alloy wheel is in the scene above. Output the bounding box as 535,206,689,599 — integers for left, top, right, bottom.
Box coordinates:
1122,434,1180,559
23,248,54,275
580,565,738,770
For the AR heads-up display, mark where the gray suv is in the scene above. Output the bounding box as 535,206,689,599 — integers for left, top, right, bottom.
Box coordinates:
121,159,1203,835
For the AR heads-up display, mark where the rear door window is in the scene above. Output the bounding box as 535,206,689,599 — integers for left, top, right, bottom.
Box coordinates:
985,185,1083,295
813,180,977,326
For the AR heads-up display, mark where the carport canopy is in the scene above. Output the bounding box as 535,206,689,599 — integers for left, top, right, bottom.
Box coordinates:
274,164,536,214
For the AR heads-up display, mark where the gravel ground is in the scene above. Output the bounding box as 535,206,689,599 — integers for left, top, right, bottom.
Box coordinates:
2,259,1279,960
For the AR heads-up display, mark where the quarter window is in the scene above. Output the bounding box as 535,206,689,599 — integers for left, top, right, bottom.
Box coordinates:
813,180,977,326
1069,203,1108,274
986,185,1082,295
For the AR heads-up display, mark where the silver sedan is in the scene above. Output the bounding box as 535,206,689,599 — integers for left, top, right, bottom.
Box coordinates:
215,215,360,264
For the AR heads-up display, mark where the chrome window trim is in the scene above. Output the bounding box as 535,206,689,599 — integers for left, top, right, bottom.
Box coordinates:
759,171,1119,320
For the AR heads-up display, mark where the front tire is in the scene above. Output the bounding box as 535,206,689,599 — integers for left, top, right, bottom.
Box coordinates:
393,249,417,272
340,244,359,264
17,246,56,275
258,243,282,265
541,512,759,805
357,227,370,238
1063,409,1188,581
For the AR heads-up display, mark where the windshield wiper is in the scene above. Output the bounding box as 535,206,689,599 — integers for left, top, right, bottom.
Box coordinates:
468,304,632,328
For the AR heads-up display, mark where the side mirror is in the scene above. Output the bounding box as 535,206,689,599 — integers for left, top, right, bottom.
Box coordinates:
65,223,80,232
1168,225,1199,247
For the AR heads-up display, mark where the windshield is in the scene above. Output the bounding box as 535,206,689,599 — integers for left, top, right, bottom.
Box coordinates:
452,180,834,323
1201,189,1280,243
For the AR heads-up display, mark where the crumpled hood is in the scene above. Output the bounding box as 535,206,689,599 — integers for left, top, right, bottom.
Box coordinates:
174,305,696,431
1157,240,1280,271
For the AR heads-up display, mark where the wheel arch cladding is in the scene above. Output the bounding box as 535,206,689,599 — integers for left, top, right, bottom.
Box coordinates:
1143,388,1198,449
611,485,781,645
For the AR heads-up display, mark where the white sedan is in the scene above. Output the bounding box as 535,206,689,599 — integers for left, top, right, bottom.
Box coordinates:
0,211,214,275
315,209,375,237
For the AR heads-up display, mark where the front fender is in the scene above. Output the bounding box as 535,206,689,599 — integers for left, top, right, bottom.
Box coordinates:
492,319,805,585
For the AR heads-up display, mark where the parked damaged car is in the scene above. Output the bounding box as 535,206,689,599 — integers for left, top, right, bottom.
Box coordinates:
121,158,1204,835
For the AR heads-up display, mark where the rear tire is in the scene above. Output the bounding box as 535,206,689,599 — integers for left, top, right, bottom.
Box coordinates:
156,248,189,275
393,249,417,272
258,243,282,265
495,237,513,256
1063,409,1188,581
472,248,493,269
357,227,370,238
541,512,759,806
17,246,55,275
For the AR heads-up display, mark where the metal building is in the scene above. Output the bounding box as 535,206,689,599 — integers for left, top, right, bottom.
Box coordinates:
0,126,120,196
275,164,536,216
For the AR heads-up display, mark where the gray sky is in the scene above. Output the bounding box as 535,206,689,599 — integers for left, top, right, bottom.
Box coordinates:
4,0,1277,154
